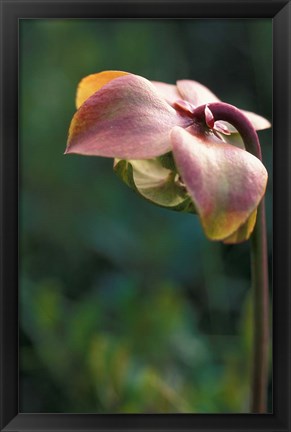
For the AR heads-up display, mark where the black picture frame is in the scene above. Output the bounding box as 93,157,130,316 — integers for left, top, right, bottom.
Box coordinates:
0,0,290,431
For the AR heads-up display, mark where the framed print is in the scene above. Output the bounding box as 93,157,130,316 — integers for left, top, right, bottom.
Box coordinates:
0,0,290,431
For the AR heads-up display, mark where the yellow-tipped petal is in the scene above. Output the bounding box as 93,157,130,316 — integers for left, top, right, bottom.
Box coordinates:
67,75,190,159
76,70,128,108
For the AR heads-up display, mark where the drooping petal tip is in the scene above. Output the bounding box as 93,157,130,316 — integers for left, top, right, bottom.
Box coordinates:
64,143,74,155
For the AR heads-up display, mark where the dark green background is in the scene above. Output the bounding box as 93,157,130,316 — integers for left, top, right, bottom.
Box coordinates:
19,19,272,413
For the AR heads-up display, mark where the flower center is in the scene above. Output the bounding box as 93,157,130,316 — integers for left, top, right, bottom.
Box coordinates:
174,100,231,140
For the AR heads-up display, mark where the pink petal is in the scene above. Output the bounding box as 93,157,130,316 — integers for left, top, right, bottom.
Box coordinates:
176,80,220,107
151,81,181,106
66,75,191,159
171,127,268,241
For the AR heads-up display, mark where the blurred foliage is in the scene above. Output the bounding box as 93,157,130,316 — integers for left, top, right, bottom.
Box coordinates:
19,19,272,413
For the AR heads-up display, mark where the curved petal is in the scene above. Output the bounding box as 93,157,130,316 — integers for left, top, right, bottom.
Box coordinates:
177,80,220,107
171,127,268,241
66,75,191,160
76,70,128,109
151,81,181,106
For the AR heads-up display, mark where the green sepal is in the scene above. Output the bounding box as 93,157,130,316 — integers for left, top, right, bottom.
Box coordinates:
157,151,177,171
114,157,196,214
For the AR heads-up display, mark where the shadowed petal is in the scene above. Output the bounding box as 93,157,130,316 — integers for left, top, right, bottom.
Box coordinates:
171,127,268,241
177,80,220,107
151,81,181,106
66,75,191,160
76,70,128,109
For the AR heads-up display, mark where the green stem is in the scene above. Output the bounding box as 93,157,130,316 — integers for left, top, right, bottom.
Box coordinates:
250,198,269,412
193,102,269,412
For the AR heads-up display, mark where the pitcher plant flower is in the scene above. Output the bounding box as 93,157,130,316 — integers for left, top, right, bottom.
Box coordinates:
65,71,270,244
65,71,271,413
